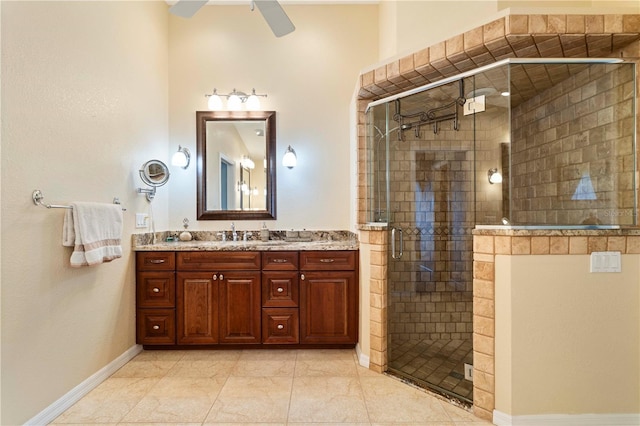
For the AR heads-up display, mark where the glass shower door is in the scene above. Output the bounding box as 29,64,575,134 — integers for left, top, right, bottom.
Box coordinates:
385,77,476,403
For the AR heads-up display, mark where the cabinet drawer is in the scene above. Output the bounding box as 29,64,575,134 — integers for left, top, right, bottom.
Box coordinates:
300,251,356,271
137,309,175,345
262,308,299,344
137,252,176,271
262,272,299,307
137,272,175,308
177,252,260,271
262,251,298,270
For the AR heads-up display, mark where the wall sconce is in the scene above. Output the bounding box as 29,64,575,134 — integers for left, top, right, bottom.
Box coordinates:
488,168,503,184
205,88,267,111
171,145,191,169
282,145,297,169
240,156,255,170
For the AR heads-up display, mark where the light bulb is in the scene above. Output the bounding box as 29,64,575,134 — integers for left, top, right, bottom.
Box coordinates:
282,145,297,169
172,151,187,168
246,94,261,111
208,94,223,110
171,146,190,169
227,94,242,111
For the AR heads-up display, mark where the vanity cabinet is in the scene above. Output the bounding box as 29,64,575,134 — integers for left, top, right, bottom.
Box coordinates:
300,251,359,345
176,252,261,345
261,251,299,344
136,252,176,345
136,248,358,348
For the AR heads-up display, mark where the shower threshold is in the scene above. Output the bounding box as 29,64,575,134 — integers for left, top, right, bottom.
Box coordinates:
386,368,473,408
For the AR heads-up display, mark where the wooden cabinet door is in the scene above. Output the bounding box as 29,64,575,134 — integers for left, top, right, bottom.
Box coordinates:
177,272,219,344
299,271,358,344
219,271,262,344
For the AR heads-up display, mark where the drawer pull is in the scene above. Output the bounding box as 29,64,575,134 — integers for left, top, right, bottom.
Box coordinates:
277,287,284,293
273,259,288,263
277,324,284,330
148,259,166,264
152,325,160,330
320,259,335,263
152,287,160,293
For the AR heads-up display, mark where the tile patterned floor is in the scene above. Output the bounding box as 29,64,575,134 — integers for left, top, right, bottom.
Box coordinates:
388,339,474,402
51,348,491,425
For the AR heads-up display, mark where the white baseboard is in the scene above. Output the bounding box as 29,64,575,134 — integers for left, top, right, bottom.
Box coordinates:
355,343,370,368
494,410,640,426
24,344,142,426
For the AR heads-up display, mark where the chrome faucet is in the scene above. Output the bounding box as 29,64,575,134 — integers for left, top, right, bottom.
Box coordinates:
231,222,238,241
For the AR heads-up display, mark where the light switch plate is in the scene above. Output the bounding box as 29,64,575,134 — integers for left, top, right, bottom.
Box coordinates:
135,213,149,229
590,251,621,273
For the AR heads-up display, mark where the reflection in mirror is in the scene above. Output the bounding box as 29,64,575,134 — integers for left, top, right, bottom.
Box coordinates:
197,111,276,220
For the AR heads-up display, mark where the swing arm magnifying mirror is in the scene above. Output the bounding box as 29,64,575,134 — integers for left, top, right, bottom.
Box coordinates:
138,159,170,201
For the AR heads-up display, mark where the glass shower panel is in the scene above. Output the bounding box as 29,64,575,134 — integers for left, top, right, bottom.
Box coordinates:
366,102,391,223
507,62,636,226
384,76,480,403
472,65,511,225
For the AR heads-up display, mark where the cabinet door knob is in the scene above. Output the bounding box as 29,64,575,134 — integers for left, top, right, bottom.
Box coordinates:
213,274,217,280
219,274,224,281
152,287,160,293
152,325,160,330
277,287,284,293
277,324,284,330
301,274,305,280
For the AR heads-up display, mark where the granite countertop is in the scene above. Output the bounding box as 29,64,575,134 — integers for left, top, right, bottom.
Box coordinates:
132,230,359,251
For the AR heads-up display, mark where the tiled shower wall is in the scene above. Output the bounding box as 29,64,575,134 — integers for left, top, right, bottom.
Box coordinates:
510,63,636,225
385,104,507,344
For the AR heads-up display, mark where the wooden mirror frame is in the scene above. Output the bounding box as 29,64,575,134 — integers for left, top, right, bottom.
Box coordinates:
196,110,277,220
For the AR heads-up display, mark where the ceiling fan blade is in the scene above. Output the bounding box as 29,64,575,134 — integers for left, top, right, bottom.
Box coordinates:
254,0,295,38
169,0,208,18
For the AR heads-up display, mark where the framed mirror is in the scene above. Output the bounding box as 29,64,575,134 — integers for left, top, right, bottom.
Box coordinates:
196,111,276,220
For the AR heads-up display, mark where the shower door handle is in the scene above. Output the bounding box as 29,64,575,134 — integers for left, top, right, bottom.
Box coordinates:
391,227,403,259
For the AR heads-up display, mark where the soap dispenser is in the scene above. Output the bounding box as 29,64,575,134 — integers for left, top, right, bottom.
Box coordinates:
260,222,269,242
179,218,193,241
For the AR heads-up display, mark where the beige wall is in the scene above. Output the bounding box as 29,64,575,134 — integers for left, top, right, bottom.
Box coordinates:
376,1,640,63
167,4,378,232
377,1,504,61
0,1,169,424
495,254,640,415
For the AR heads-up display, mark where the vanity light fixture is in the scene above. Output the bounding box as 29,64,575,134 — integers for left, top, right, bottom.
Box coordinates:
171,145,191,169
205,88,267,111
282,145,297,169
488,168,503,184
240,156,255,170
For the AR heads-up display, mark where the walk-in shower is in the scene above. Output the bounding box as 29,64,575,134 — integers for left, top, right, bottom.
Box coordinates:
365,58,636,404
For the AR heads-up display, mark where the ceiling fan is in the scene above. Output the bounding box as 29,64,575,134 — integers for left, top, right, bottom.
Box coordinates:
169,0,295,38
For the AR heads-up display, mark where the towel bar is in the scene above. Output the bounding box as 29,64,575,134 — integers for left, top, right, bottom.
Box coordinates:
32,190,126,211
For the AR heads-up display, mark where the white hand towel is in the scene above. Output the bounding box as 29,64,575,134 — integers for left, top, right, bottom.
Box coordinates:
62,202,123,267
